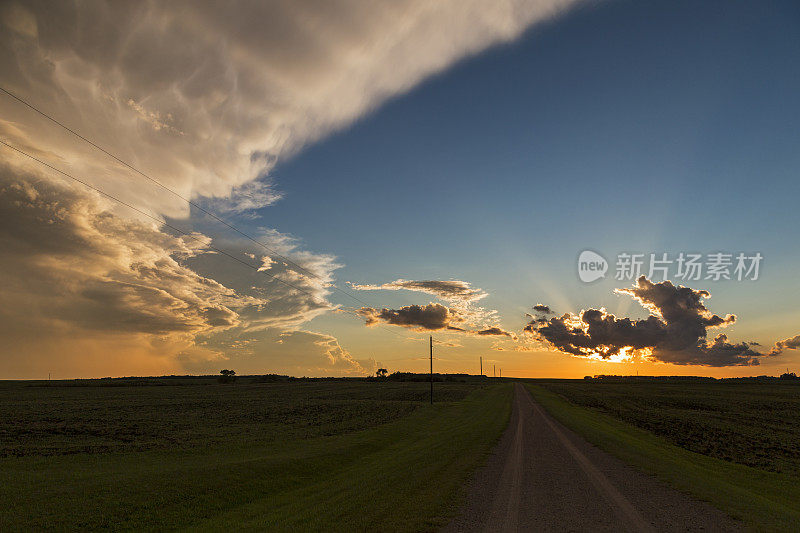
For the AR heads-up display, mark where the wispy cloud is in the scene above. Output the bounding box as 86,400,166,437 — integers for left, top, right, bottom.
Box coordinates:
209,179,284,216
349,279,488,303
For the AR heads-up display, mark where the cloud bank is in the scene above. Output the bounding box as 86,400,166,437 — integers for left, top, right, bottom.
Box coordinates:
1,0,581,217
0,164,362,377
527,276,779,367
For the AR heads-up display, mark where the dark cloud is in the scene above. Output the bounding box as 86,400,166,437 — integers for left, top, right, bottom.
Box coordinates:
356,303,516,339
527,276,773,367
356,303,466,331
532,304,552,314
475,327,515,337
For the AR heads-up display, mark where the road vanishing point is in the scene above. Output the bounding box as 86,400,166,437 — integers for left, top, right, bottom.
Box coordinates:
445,383,741,532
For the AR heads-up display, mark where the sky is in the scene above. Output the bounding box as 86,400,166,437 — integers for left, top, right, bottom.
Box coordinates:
1,0,799,379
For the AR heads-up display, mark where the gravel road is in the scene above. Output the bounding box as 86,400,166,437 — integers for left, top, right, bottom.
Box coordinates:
444,383,742,532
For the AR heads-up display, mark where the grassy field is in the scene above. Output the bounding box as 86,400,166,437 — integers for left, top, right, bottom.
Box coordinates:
527,381,800,532
0,377,477,457
535,379,800,476
0,378,512,531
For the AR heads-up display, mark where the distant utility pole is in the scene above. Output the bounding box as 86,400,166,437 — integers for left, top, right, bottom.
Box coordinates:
429,335,434,404
480,356,483,376
500,368,502,379
493,364,496,378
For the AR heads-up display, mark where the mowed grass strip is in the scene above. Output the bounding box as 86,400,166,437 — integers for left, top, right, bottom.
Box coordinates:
526,384,800,532
0,383,511,531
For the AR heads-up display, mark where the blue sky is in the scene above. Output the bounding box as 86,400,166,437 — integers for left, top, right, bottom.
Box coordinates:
221,0,800,374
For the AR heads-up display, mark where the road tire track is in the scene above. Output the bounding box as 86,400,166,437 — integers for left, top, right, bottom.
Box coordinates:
445,383,741,532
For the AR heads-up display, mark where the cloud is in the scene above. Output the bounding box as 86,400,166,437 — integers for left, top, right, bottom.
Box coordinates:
533,304,552,314
349,279,488,303
356,302,516,339
434,340,463,348
492,344,538,352
357,303,466,331
209,179,283,216
186,228,342,331
126,99,184,136
474,327,516,338
0,166,248,337
526,276,777,367
770,334,800,356
0,166,253,377
1,0,581,219
184,329,375,376
351,277,508,334
0,163,362,377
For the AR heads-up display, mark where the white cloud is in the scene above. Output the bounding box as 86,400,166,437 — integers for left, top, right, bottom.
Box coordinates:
349,279,488,303
1,0,581,217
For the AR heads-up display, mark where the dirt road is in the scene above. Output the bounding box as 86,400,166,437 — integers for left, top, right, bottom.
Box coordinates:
445,383,741,532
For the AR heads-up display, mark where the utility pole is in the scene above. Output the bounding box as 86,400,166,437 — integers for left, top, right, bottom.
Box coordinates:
480,356,483,377
493,364,496,378
429,335,434,404
499,368,501,379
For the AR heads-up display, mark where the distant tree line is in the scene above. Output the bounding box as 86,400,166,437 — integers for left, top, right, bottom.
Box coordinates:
378,371,473,383
583,373,800,382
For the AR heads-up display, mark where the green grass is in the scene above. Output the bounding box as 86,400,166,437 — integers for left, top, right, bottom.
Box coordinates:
0,379,478,456
0,381,512,531
526,383,800,532
535,379,800,476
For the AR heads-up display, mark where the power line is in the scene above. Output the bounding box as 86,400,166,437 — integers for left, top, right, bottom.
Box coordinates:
0,139,318,299
2,88,532,354
0,86,380,310
0,138,417,342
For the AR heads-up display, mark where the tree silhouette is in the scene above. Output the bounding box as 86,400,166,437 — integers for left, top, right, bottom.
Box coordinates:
218,369,237,383
376,368,388,378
